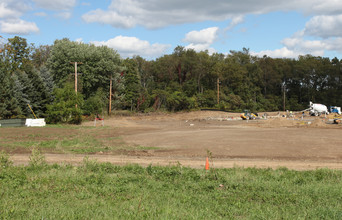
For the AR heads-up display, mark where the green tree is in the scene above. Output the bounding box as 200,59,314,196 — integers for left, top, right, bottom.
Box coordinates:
109,71,126,112
31,45,51,68
0,71,21,119
27,69,50,117
47,39,124,99
83,88,107,116
39,65,55,103
46,83,84,124
4,36,32,72
11,71,30,116
122,58,142,110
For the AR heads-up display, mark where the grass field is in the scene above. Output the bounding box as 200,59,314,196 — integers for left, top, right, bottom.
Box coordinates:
1,152,342,219
0,125,157,154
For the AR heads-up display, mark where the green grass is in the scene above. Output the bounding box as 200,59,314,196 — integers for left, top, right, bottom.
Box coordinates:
1,156,342,219
0,126,158,154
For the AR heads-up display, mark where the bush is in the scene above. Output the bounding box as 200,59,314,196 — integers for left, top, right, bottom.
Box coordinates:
83,88,107,115
46,83,84,124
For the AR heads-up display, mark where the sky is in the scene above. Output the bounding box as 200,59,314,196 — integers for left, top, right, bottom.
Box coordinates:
1,0,342,59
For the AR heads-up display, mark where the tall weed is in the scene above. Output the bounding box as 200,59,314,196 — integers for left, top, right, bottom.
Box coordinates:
0,151,12,168
28,147,46,168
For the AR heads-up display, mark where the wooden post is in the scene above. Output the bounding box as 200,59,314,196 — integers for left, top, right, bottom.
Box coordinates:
109,74,112,114
70,62,82,108
217,78,220,104
74,62,78,94
283,84,286,112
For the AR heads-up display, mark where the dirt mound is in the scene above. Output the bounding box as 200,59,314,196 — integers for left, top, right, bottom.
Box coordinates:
143,111,241,121
251,117,299,128
306,118,329,128
83,111,242,126
248,117,332,129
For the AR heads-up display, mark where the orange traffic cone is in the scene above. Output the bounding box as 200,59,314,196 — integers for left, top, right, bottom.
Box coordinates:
205,157,209,170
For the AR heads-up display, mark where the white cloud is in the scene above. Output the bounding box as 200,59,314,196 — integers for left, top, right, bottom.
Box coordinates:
0,1,37,35
305,0,342,15
83,9,136,29
225,15,244,31
185,43,217,54
34,12,47,17
91,36,171,58
304,15,342,38
0,2,20,18
31,0,76,21
252,34,342,59
32,0,77,11
0,1,30,19
0,0,78,35
81,0,260,29
80,0,342,58
75,38,83,43
282,37,325,54
82,0,342,29
252,47,304,59
184,27,219,45
0,19,39,35
183,27,219,53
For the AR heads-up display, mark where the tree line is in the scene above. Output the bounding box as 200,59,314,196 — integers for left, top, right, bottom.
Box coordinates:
1,36,342,123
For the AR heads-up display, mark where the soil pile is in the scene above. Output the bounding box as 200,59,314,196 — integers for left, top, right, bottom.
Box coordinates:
252,117,299,128
307,118,329,128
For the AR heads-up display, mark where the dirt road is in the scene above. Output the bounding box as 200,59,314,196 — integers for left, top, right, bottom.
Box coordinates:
9,154,342,170
5,111,342,170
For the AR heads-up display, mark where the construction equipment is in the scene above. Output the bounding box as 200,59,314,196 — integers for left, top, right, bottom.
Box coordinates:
240,110,257,120
330,106,341,115
308,102,329,116
27,104,38,119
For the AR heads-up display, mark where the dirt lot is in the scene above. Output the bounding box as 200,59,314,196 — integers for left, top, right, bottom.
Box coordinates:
4,111,342,170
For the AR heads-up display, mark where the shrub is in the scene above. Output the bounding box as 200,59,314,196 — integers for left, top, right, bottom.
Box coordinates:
83,88,107,116
46,83,84,124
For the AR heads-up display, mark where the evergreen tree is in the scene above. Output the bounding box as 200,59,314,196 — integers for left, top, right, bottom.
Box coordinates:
11,71,30,116
0,71,21,119
15,71,35,116
39,65,55,102
123,58,142,110
27,69,50,117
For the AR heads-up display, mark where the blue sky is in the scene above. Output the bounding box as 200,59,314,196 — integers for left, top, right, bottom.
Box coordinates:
1,0,342,59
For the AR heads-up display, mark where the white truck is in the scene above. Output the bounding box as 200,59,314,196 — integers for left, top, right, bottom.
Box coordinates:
309,102,329,116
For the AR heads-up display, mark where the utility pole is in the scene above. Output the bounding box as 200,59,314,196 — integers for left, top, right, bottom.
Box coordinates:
217,78,220,104
109,74,112,114
70,62,82,108
283,84,286,112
